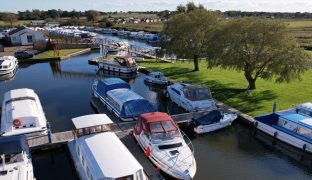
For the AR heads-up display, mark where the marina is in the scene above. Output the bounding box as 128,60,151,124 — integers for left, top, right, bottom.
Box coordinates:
1,35,312,180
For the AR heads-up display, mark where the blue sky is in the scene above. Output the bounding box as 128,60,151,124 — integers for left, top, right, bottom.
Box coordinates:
1,0,312,12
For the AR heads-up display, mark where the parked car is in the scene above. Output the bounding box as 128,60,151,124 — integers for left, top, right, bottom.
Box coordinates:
14,51,33,59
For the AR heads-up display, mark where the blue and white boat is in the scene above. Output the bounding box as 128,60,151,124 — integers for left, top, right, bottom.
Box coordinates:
92,78,130,101
255,102,312,153
106,89,156,121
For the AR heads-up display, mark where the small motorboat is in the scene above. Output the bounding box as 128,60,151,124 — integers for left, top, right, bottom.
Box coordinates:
192,110,237,134
166,83,216,112
1,88,48,137
255,102,312,153
133,112,197,179
0,135,35,180
68,114,148,180
0,56,18,75
144,72,168,85
98,56,138,74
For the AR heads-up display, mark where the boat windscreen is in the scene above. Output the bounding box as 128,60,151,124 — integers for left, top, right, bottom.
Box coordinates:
150,121,180,141
184,87,212,101
122,100,155,118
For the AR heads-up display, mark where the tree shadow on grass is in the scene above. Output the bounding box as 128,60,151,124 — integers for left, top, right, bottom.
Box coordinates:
181,73,278,114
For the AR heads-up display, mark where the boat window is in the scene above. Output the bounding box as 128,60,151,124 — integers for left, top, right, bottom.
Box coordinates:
136,170,143,180
87,166,90,179
162,121,177,132
77,146,80,157
184,87,212,101
158,143,183,150
81,155,85,166
116,175,134,180
150,122,163,133
5,97,36,105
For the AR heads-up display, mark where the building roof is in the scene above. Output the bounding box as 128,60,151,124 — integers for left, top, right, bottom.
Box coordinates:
8,26,26,36
140,112,173,123
72,114,113,129
77,132,143,179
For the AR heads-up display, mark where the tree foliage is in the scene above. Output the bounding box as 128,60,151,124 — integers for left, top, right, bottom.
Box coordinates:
85,10,100,22
207,17,311,90
161,3,220,71
1,12,18,26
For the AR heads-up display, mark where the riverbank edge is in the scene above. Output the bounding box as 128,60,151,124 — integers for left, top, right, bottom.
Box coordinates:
18,48,92,63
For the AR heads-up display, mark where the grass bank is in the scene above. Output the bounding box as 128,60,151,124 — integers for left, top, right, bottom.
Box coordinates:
0,20,31,27
29,49,85,61
114,22,163,33
139,60,312,116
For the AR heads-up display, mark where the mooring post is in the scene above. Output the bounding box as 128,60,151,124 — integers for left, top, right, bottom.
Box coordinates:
273,102,277,113
47,122,52,143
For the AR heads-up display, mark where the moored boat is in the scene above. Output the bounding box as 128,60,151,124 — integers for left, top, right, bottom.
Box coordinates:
105,88,156,121
166,83,216,112
255,102,312,153
0,56,18,75
133,112,197,179
68,114,147,180
144,72,168,85
92,78,131,100
1,88,48,138
192,109,237,134
0,135,35,180
98,56,138,74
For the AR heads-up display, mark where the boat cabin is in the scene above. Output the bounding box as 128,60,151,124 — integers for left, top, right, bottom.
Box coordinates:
148,72,165,79
0,135,34,180
182,84,212,101
106,89,156,119
71,114,146,180
114,56,137,67
134,112,181,143
93,78,130,98
1,88,47,137
296,102,312,117
72,114,114,138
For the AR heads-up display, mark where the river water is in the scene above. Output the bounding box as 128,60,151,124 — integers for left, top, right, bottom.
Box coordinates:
1,36,312,180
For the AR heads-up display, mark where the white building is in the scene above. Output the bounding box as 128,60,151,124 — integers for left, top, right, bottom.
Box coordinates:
9,27,46,46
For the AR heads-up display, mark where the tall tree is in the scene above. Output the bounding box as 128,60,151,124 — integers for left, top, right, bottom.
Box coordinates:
207,17,311,90
1,13,18,26
85,10,100,22
161,8,221,71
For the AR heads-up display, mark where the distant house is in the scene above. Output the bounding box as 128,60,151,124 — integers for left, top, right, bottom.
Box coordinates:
30,20,46,27
9,27,46,46
45,22,60,28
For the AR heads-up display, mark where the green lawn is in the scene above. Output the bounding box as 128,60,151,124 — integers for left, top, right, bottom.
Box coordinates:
31,49,83,60
114,22,163,33
139,60,312,116
284,20,312,28
0,20,31,27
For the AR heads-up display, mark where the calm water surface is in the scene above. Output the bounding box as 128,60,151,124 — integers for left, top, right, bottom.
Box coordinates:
1,45,312,179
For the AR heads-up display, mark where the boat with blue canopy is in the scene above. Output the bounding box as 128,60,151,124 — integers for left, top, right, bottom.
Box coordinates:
255,102,312,153
106,88,156,121
92,78,131,103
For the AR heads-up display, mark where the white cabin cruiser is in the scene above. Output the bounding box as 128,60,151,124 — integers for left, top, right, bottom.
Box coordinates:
166,83,216,112
145,72,168,85
193,110,237,134
133,112,197,179
68,114,147,180
1,89,48,137
0,56,18,75
98,56,138,74
0,135,35,180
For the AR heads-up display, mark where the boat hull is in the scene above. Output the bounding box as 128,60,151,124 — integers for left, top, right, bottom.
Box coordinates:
132,133,196,179
144,77,168,85
254,121,312,153
194,114,237,134
99,63,138,74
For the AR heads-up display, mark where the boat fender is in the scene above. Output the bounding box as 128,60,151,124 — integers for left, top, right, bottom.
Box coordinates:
12,119,22,127
274,132,278,138
254,121,258,127
303,144,307,151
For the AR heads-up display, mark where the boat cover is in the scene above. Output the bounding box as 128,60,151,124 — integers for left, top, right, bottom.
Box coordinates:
121,99,156,118
96,78,130,97
0,135,29,155
193,110,223,126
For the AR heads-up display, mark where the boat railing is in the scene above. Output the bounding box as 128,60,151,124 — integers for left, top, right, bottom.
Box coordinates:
157,130,195,173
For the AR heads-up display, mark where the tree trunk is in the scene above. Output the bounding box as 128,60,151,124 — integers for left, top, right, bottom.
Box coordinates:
193,55,199,71
244,69,256,90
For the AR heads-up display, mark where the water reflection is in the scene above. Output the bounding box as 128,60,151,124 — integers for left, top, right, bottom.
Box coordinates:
0,68,17,82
